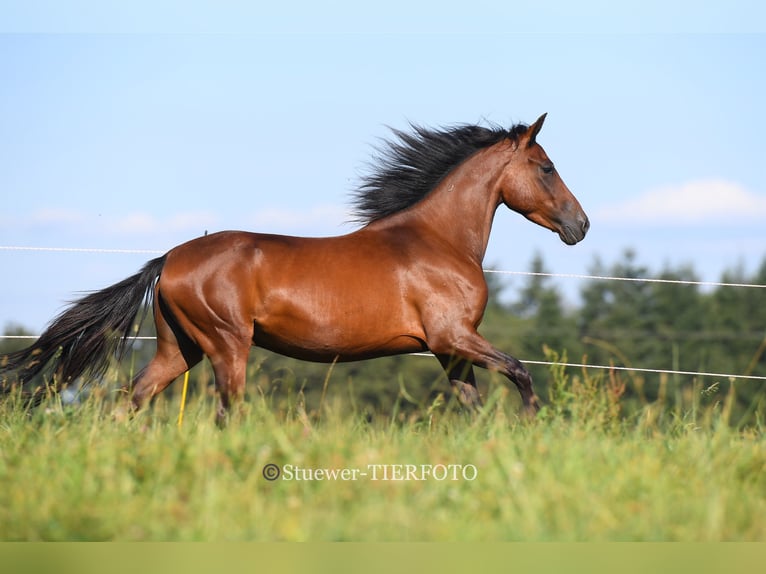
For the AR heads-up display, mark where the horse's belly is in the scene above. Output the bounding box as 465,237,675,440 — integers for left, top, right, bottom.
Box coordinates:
252,301,426,362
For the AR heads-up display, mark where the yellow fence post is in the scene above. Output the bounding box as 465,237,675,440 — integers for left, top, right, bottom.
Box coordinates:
177,370,190,428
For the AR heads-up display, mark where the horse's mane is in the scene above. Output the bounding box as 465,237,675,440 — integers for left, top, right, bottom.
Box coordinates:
352,121,528,224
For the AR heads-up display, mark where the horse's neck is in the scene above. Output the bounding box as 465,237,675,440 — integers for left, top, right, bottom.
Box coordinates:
395,145,508,263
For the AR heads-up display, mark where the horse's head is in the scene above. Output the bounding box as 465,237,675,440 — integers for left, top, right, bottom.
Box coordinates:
499,114,589,245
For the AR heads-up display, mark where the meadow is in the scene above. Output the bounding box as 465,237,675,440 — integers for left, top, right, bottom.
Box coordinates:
0,360,764,542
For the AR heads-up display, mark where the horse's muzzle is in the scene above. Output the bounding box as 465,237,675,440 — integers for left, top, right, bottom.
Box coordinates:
559,214,590,245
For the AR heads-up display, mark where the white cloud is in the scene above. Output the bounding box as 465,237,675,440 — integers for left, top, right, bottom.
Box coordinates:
111,212,158,234
2,209,219,239
244,204,352,234
29,207,86,225
596,180,766,226
71,205,350,237
110,211,219,235
3,205,350,242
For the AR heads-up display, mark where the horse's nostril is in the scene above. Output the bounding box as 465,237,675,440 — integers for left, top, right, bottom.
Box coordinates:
581,216,590,233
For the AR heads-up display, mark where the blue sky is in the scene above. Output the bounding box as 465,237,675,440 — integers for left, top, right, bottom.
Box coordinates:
1,4,765,331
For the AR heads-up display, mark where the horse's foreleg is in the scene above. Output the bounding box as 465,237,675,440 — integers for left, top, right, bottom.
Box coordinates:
436,354,482,410
430,330,540,415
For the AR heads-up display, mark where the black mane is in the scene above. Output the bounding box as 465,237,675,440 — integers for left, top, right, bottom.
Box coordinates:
352,122,528,224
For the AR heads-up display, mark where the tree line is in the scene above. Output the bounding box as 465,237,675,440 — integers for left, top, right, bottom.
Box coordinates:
495,249,766,422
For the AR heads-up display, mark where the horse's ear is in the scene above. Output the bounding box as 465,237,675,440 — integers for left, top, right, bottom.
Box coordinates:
524,113,547,148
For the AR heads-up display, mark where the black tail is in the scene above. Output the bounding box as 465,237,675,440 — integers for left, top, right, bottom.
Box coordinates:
0,255,167,401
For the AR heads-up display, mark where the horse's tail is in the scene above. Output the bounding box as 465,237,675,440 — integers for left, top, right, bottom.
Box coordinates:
0,255,167,403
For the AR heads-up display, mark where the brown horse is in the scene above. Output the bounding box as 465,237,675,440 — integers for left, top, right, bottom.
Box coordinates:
0,114,588,421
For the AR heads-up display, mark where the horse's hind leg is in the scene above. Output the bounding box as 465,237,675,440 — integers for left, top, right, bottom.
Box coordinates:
129,341,202,411
128,296,203,410
202,336,251,427
436,354,482,410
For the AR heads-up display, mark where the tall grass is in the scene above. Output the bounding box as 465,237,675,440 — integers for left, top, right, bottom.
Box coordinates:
0,359,763,541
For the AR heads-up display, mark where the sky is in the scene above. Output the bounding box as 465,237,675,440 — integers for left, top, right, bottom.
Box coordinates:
1,3,765,332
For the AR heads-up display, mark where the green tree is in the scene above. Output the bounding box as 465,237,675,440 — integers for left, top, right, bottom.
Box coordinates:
703,257,766,417
512,252,570,352
579,249,656,366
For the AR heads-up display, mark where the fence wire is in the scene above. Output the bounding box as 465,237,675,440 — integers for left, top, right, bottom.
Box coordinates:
1,244,765,381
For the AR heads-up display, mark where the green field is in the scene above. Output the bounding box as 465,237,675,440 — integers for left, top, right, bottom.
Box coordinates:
0,361,764,542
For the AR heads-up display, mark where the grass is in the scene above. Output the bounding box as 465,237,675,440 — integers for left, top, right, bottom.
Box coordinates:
0,361,764,541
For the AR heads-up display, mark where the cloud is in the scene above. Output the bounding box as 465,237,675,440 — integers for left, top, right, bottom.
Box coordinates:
29,207,87,225
1,209,219,239
111,211,219,235
2,204,351,243
244,204,352,234
77,205,351,237
596,180,766,226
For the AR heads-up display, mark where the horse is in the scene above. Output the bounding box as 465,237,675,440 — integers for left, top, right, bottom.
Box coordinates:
0,113,589,423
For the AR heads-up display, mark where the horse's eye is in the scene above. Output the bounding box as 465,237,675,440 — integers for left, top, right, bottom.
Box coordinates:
541,164,555,175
